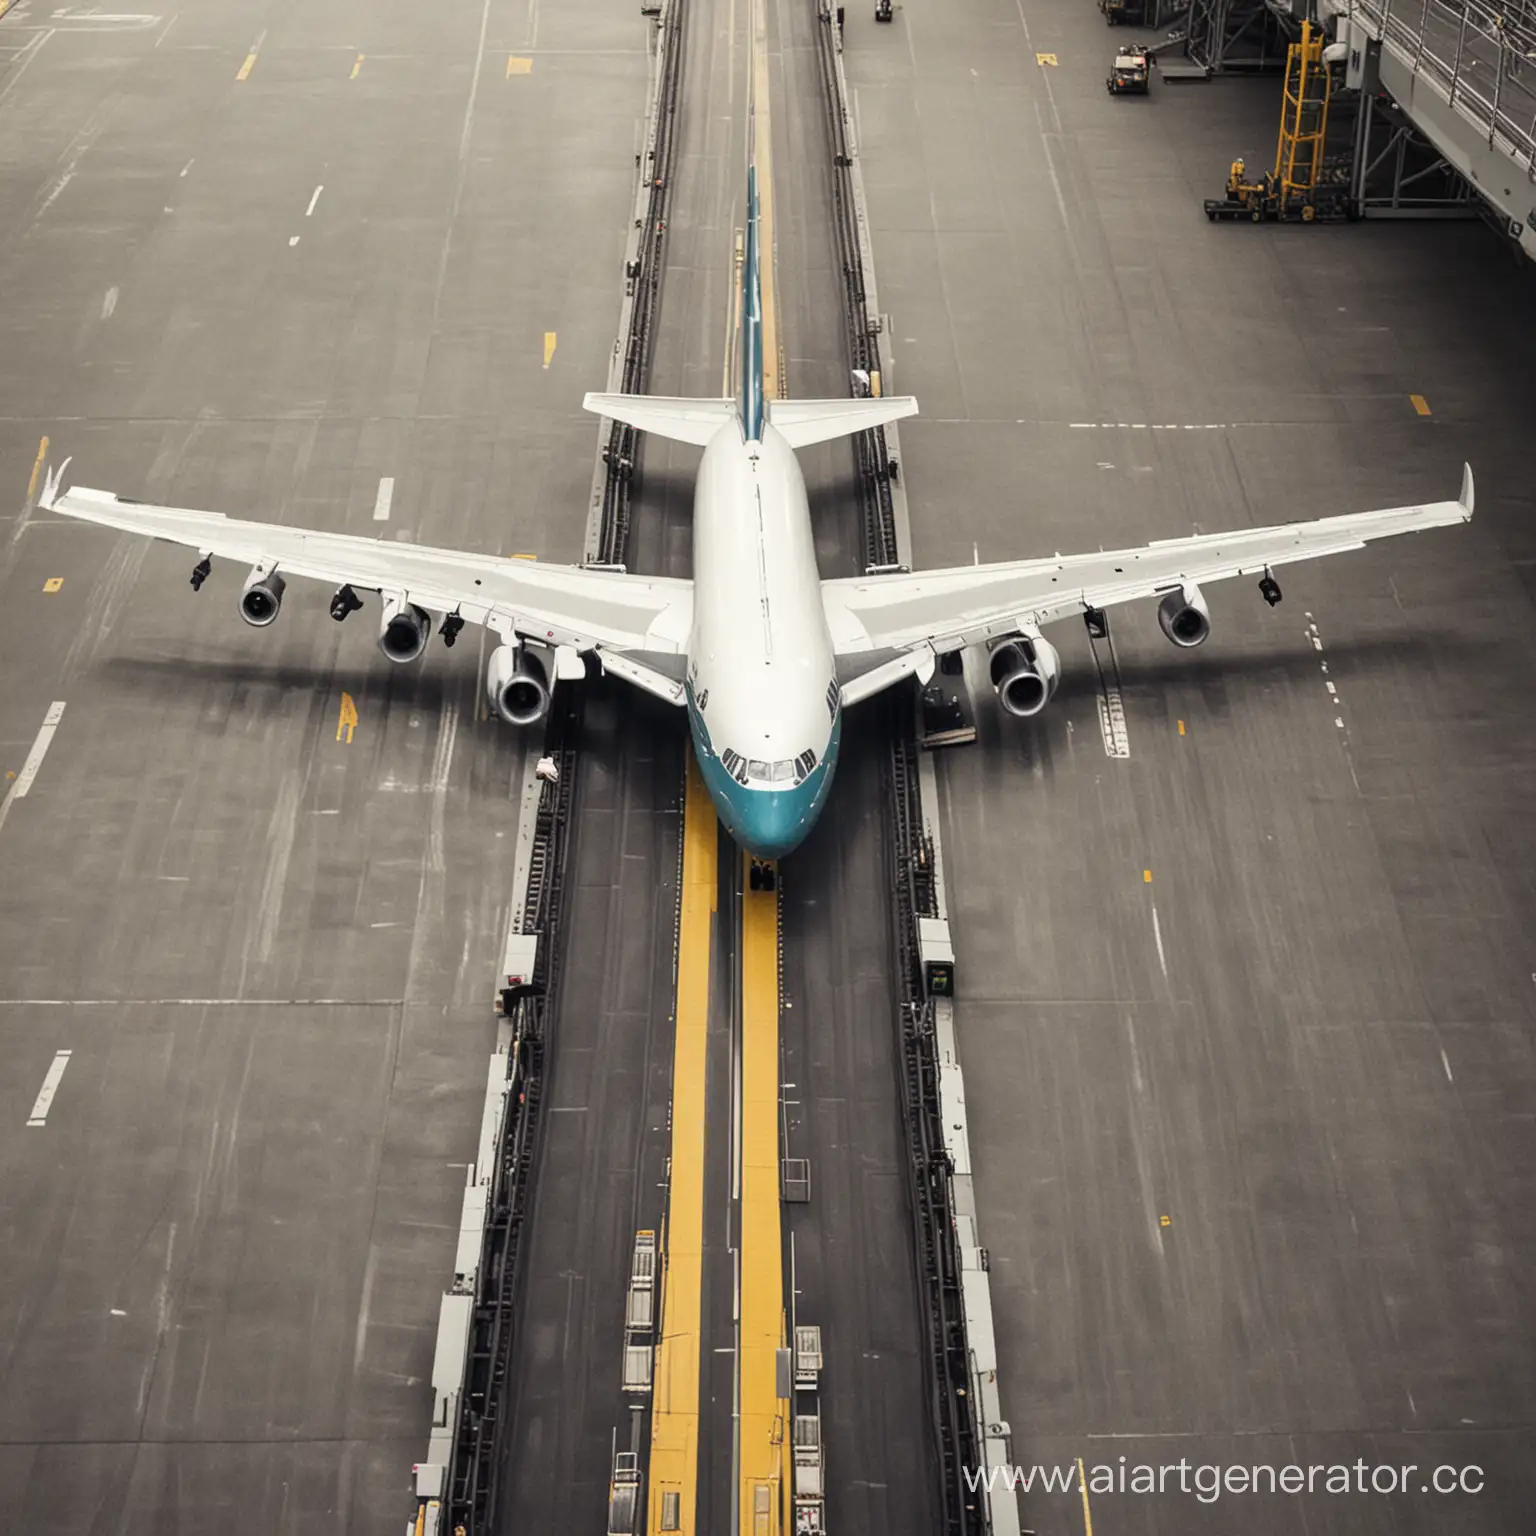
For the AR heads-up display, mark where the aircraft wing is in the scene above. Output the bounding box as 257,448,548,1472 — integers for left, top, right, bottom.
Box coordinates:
822,466,1474,659
39,464,693,658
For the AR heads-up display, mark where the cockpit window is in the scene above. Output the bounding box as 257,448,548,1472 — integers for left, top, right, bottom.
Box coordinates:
722,749,820,788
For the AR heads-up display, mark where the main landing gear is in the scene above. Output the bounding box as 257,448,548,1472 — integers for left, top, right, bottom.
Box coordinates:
748,858,777,893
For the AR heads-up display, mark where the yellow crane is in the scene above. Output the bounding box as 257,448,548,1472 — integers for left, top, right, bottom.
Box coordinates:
1204,22,1351,223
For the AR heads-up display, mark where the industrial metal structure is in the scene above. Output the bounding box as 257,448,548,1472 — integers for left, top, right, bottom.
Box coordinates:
1205,22,1355,217
1336,0,1536,255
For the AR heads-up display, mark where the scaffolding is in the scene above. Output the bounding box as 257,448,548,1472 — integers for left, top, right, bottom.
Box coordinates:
1204,21,1356,217
1276,19,1333,194
1179,0,1293,75
1345,87,1480,216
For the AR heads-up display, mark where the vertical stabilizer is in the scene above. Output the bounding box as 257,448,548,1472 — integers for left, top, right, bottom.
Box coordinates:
740,145,766,443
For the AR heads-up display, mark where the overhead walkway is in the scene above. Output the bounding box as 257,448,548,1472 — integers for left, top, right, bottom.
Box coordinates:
1334,0,1536,258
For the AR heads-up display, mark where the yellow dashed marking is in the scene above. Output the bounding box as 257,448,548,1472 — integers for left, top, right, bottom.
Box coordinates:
336,691,358,744
1077,1456,1095,1536
236,52,258,82
1177,719,1186,736
43,578,63,594
1410,393,1431,416
27,436,49,500
1037,52,1059,66
1160,1214,1172,1227
507,55,532,75
1143,869,1153,883
351,53,365,79
512,552,538,561
543,331,557,369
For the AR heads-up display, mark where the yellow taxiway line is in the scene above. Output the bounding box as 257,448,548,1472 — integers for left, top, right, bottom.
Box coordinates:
739,847,785,1536
648,754,717,1536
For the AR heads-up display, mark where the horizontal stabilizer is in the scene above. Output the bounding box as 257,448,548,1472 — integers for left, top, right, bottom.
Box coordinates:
583,392,738,447
767,395,918,448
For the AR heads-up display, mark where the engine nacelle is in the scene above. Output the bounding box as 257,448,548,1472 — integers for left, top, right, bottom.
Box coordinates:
239,568,285,627
1157,583,1211,648
989,632,1061,719
378,597,431,663
485,644,552,726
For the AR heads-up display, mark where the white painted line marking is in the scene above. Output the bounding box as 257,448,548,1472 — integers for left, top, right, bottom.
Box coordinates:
372,476,395,522
26,1049,73,1126
1325,681,1337,695
179,158,193,178
0,701,65,836
288,235,300,247
1151,905,1168,978
37,171,75,220
1440,1049,1454,1083
1097,690,1131,759
101,286,118,319
1335,717,1345,728
110,1307,126,1316
305,184,324,217
0,998,404,1006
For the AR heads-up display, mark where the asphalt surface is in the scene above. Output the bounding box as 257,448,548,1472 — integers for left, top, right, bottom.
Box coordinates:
0,1,650,1530
847,3,1536,1533
769,3,941,1532
517,0,939,1527
494,681,684,1530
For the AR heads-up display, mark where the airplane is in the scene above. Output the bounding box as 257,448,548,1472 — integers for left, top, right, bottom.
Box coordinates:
39,158,1474,863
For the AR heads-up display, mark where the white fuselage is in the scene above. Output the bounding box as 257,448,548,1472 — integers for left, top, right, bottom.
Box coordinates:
685,422,841,858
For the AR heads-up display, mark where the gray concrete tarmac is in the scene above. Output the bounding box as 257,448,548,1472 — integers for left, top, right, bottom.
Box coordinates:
847,4,1536,1533
0,1,649,1529
768,3,941,1531
493,680,684,1531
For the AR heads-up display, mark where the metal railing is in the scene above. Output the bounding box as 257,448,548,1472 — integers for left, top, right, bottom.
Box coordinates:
1351,0,1536,179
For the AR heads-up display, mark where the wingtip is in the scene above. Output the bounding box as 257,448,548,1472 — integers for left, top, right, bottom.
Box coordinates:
1460,462,1475,519
38,455,73,510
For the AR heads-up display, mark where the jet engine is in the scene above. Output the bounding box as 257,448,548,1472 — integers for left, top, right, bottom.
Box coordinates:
485,643,551,726
378,597,432,663
1157,583,1211,648
989,632,1061,718
239,568,286,627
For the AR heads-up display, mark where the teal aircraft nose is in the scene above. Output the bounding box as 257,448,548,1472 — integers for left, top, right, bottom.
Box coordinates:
733,783,818,860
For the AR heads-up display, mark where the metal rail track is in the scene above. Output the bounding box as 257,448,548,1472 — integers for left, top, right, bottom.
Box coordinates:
812,4,900,574
813,6,988,1530
440,3,690,1530
596,0,687,567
